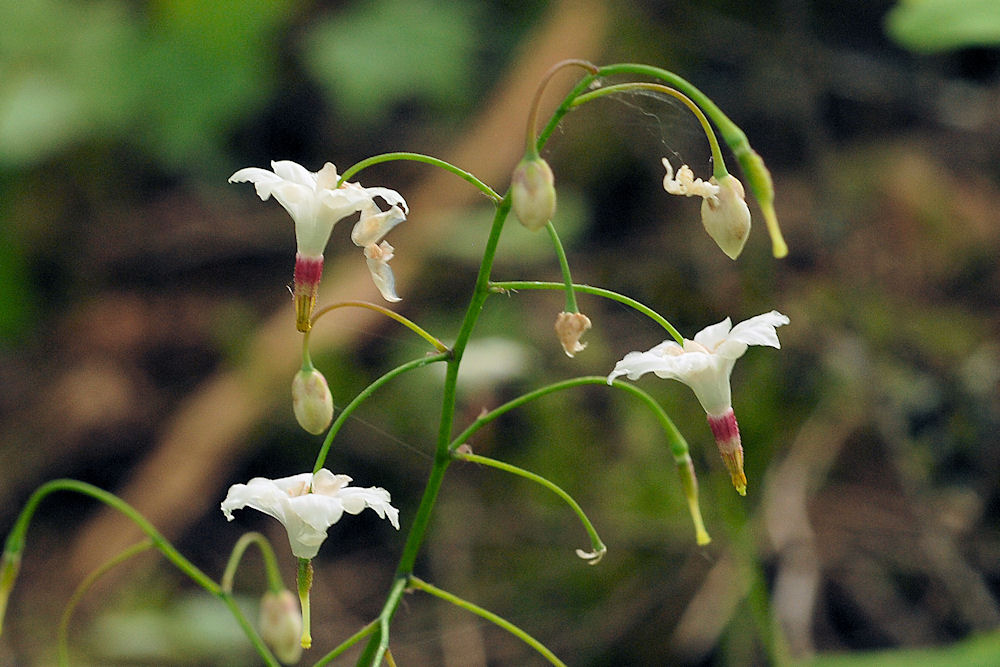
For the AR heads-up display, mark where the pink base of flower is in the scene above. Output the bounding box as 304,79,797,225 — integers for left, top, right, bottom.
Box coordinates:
293,254,323,332
707,408,747,495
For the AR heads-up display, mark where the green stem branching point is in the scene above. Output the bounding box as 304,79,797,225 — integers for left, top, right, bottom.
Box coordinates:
454,451,606,563
490,280,684,344
0,479,279,665
408,576,568,667
58,539,153,666
221,531,284,594
571,82,727,177
312,300,450,354
339,152,502,203
312,351,450,474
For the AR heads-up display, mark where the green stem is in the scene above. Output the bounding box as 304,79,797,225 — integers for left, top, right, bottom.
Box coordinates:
58,539,153,666
447,375,708,544
490,280,683,344
571,82,726,177
338,152,502,203
313,352,450,474
407,576,567,667
0,479,278,665
221,532,284,594
454,451,605,563
312,301,450,354
545,222,578,313
312,620,379,667
357,196,514,665
523,59,599,155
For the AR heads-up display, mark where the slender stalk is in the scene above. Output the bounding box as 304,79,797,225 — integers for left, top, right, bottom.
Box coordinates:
339,152,502,203
490,280,684,344
545,222,578,313
313,352,450,474
221,532,284,594
408,576,567,667
356,196,514,665
0,479,278,665
570,82,726,177
454,451,605,563
523,59,599,155
58,540,153,666
311,301,450,354
312,620,379,667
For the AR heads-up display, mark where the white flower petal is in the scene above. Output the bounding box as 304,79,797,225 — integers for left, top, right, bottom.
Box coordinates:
727,311,790,348
364,241,401,302
351,203,407,247
270,160,319,187
692,317,733,349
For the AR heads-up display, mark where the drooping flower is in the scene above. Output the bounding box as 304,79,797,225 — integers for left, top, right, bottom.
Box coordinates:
229,161,408,331
608,311,789,494
221,469,400,559
554,311,591,357
662,158,751,259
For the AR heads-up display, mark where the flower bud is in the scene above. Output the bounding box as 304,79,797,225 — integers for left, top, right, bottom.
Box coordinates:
291,367,333,435
511,156,556,231
554,311,591,357
258,589,303,665
700,174,751,260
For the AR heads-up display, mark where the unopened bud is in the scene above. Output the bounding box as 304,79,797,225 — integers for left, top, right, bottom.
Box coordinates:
259,590,303,665
291,368,333,435
701,175,751,260
554,311,591,357
511,156,556,231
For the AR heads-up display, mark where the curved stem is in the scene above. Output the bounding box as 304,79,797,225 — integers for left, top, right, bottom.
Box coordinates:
454,451,605,563
523,59,599,155
447,375,708,544
313,352,450,473
221,532,284,594
58,539,153,666
571,82,726,177
312,301,450,353
594,63,787,257
407,576,567,667
545,222,578,313
339,152,502,203
490,280,683,344
0,480,278,665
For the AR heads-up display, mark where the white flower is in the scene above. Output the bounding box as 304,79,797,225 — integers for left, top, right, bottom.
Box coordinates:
608,311,788,415
229,161,408,328
662,158,752,259
221,469,400,559
608,311,788,494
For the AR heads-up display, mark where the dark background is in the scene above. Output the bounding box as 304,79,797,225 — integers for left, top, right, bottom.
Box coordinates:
1,0,999,664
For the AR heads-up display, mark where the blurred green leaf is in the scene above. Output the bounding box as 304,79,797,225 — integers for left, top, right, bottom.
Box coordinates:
300,0,477,125
886,0,1000,52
